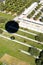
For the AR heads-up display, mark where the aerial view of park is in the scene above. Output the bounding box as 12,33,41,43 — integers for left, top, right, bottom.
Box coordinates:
0,0,43,65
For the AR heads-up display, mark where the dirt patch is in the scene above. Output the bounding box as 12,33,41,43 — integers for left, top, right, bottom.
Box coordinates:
0,54,29,65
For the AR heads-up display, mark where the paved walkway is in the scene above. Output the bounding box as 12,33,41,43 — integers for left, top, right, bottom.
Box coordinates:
19,17,43,33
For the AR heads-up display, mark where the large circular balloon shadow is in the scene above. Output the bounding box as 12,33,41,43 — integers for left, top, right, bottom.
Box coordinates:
5,20,19,33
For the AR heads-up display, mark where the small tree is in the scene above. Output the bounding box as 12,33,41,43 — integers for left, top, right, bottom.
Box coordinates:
35,50,43,65
35,33,43,42
24,40,26,43
0,61,3,65
10,36,15,40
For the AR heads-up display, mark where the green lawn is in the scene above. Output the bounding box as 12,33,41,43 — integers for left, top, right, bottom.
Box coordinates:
0,37,35,65
27,10,35,18
20,27,40,34
0,12,14,20
0,1,42,65
34,12,42,20
0,12,15,29
16,30,35,39
2,31,43,50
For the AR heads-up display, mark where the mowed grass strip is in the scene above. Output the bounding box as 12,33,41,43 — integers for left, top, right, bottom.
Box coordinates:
16,30,35,39
2,31,43,50
0,37,28,55
20,27,39,34
3,30,35,39
0,37,35,65
2,28,36,40
14,35,43,49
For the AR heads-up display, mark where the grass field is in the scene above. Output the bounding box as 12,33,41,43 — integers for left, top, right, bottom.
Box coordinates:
0,23,43,65
2,29,43,50
0,15,43,65
0,37,35,65
0,0,43,65
0,54,29,65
